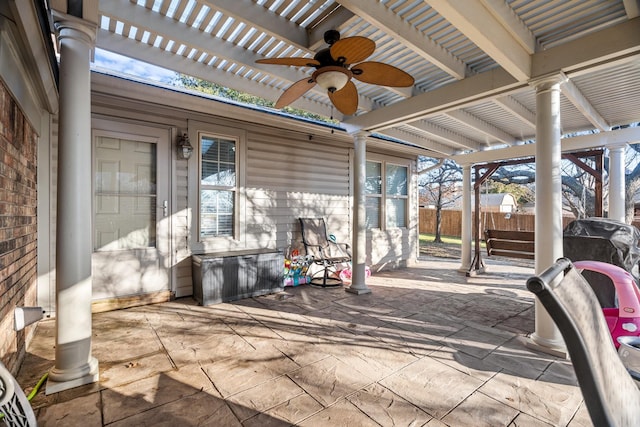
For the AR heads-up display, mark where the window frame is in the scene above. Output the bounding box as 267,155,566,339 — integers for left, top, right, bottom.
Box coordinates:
188,121,246,253
365,155,411,231
384,162,409,229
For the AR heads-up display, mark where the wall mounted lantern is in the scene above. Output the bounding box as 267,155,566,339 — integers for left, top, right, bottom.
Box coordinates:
177,133,193,160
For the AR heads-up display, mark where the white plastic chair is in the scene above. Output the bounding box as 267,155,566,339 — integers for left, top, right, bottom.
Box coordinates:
0,361,36,427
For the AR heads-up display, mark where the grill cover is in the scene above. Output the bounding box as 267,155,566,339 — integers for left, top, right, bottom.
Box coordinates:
563,218,640,306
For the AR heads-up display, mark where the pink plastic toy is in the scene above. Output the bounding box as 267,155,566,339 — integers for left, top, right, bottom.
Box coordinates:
338,265,371,285
574,260,640,348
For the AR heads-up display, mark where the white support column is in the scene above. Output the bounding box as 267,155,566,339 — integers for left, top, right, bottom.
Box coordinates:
459,164,472,272
527,74,566,356
608,143,627,223
47,11,99,394
346,131,372,295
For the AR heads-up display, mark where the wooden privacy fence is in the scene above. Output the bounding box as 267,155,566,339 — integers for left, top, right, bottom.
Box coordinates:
419,209,576,237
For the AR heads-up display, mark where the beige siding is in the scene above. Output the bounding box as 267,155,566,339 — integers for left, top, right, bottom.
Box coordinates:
173,154,192,298
48,75,420,302
245,131,352,254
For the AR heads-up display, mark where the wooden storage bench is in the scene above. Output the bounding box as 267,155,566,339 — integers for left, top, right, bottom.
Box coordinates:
485,229,535,260
192,249,284,305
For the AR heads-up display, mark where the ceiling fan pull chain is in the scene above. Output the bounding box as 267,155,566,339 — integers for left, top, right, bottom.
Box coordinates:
331,105,334,134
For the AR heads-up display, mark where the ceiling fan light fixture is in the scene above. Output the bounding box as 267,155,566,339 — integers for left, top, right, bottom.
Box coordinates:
313,67,351,93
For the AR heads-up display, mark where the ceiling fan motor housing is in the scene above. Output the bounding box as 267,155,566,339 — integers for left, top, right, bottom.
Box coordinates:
312,67,352,93
314,48,346,67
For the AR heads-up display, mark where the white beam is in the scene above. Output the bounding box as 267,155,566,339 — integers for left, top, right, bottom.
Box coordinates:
531,17,640,76
427,0,531,81
308,6,357,50
405,120,482,151
378,128,457,156
345,67,522,131
100,1,377,113
445,109,518,146
336,0,467,79
347,18,638,134
480,0,536,54
452,126,640,164
560,76,610,131
100,0,325,97
96,30,340,120
493,96,536,129
203,0,309,50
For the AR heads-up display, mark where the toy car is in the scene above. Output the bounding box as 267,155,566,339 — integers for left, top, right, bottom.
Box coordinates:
574,260,640,348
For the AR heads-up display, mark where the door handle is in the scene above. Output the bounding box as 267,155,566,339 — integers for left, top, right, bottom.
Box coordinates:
162,200,168,217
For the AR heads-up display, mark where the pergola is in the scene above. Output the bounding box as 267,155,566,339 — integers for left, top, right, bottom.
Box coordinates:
34,0,640,392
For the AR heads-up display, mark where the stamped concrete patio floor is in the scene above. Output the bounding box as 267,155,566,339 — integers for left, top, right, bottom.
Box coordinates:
18,257,593,426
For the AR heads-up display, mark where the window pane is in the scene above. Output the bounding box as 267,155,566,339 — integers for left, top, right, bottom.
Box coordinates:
386,164,407,196
366,161,382,194
94,137,157,250
201,190,234,237
201,136,236,186
366,197,380,229
386,198,406,228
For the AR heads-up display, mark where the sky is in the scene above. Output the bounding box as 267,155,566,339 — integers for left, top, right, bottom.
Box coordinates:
93,48,178,84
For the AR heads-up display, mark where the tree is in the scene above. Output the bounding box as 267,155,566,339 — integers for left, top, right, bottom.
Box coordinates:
485,178,534,207
417,158,462,242
489,155,602,218
174,75,336,123
621,142,640,222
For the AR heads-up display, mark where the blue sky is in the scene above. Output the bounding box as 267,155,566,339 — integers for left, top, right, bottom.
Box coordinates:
93,48,178,84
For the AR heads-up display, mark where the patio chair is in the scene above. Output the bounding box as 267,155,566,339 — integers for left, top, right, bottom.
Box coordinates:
527,258,640,427
0,361,37,427
299,218,351,287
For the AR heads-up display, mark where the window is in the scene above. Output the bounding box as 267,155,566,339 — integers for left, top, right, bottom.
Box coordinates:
366,160,409,229
366,161,382,229
189,122,245,251
386,164,408,228
94,136,157,250
200,134,237,238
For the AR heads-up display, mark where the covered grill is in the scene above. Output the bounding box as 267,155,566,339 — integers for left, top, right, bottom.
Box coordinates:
563,218,640,307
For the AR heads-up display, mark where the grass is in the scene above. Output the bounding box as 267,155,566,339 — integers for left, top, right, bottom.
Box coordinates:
419,234,462,245
419,234,485,247
419,234,487,259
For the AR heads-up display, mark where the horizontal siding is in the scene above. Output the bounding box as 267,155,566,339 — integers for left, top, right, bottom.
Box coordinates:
247,135,350,195
75,90,418,302
245,131,351,254
174,147,191,298
369,228,416,270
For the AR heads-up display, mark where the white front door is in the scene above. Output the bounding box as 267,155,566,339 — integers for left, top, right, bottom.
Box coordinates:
91,119,171,301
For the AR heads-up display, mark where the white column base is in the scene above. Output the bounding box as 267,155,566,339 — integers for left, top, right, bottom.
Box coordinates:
46,357,99,395
524,334,567,359
457,265,470,273
345,284,372,295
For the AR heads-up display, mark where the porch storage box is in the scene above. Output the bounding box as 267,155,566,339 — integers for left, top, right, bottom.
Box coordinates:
192,249,284,305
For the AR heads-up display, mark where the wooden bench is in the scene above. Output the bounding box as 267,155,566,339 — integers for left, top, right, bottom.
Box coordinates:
484,229,535,260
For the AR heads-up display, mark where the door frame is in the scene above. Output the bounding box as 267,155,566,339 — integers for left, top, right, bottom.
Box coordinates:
91,117,174,301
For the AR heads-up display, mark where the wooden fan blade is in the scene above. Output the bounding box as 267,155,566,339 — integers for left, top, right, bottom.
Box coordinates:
274,78,316,109
256,57,320,67
330,37,375,65
351,62,415,87
329,81,358,116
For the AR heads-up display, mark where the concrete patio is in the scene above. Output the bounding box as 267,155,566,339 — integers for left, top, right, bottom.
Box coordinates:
17,256,592,426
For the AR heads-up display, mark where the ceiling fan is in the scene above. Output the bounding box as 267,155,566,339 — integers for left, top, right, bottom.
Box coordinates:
256,30,414,116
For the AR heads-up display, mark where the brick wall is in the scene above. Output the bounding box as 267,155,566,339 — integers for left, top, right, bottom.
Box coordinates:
0,80,38,374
